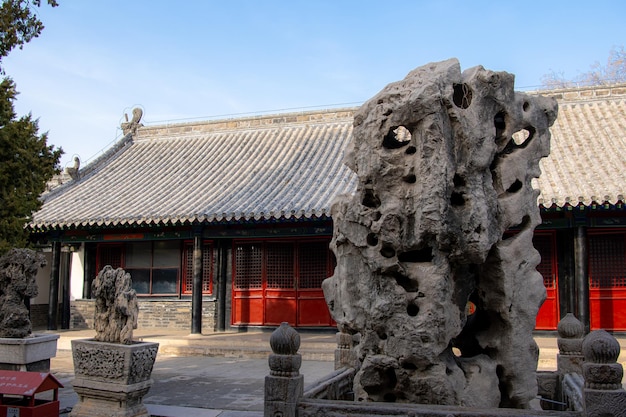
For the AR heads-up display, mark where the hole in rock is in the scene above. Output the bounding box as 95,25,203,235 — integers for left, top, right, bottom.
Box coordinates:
393,272,419,292
373,211,382,221
506,179,523,194
380,245,396,258
523,101,530,112
453,83,473,109
494,111,506,139
512,126,535,146
401,361,417,370
451,191,465,206
375,326,388,340
398,247,433,263
383,393,397,403
367,233,379,246
382,126,412,149
405,145,417,155
362,189,381,208
453,173,466,187
403,174,417,184
407,302,419,317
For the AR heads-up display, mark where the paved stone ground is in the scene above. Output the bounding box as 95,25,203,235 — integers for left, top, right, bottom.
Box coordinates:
46,329,626,416
51,349,334,416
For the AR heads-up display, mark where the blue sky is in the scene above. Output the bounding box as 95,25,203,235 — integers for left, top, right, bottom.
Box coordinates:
4,1,625,168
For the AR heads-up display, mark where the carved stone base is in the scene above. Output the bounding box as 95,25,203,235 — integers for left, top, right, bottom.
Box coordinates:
0,333,59,371
70,339,158,417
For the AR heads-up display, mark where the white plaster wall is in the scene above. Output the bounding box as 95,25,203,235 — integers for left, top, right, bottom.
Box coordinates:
70,247,85,300
32,250,52,305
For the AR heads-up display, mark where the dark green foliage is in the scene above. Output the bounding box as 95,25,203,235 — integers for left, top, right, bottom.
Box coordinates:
0,0,58,74
0,78,62,254
0,0,61,254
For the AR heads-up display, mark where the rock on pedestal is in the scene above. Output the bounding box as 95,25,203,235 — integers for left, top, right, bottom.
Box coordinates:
322,58,558,408
70,339,158,417
0,333,59,371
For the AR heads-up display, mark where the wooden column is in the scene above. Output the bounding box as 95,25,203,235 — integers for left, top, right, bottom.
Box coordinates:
47,241,61,330
60,247,71,329
216,239,231,332
191,230,203,334
574,226,590,334
83,243,96,299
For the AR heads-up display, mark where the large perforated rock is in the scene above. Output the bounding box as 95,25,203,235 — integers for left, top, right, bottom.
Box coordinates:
323,58,557,408
0,248,44,338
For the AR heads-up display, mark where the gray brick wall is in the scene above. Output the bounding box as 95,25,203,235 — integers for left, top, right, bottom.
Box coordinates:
70,299,218,332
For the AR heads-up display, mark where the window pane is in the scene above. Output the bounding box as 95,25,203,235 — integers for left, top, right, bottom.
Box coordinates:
152,269,178,294
153,241,180,267
266,243,294,289
299,242,329,289
235,244,262,289
128,269,150,294
126,242,151,267
98,245,123,270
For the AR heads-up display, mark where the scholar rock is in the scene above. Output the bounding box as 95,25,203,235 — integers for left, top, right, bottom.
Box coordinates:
0,248,45,338
323,58,557,408
92,265,138,344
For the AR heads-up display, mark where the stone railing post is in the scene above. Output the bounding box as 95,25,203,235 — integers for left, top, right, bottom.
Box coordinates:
557,313,585,375
582,330,626,417
335,331,357,370
264,322,303,417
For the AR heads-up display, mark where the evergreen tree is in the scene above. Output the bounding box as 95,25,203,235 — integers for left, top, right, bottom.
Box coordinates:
0,0,61,254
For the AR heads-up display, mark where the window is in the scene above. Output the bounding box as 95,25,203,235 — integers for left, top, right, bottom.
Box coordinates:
589,232,626,288
182,241,214,294
233,239,333,290
95,241,178,295
125,241,180,294
234,244,263,289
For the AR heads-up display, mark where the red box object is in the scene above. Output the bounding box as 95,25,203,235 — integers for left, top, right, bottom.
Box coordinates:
0,370,63,417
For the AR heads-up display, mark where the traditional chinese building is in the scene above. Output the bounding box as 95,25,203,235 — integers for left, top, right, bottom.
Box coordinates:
28,84,625,332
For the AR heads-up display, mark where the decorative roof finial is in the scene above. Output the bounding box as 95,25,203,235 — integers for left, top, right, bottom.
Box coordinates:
121,107,143,136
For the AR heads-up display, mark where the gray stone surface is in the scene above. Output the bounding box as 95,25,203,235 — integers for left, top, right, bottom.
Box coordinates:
323,58,558,408
92,265,138,344
0,248,45,338
0,333,59,371
70,339,158,417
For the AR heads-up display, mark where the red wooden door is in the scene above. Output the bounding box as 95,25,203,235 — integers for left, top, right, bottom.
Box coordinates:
589,231,626,331
534,232,559,330
264,242,297,325
232,239,334,327
297,241,334,326
233,243,264,325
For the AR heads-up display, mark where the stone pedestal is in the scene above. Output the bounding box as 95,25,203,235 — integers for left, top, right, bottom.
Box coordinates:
70,339,158,417
0,333,59,371
265,323,303,417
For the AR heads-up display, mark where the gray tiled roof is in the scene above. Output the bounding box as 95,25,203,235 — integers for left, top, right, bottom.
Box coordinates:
31,110,358,229
533,85,626,206
31,85,625,231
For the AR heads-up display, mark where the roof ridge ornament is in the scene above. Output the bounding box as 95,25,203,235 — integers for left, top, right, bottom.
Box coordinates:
121,107,144,136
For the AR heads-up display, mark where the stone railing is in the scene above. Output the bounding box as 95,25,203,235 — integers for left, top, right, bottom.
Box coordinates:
265,319,626,417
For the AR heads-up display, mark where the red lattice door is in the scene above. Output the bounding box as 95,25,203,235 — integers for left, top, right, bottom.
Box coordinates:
232,239,335,327
534,232,559,330
589,230,626,331
297,241,334,326
264,242,296,325
233,243,264,325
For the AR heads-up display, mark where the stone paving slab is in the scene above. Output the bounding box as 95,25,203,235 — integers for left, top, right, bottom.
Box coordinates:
46,329,626,416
